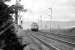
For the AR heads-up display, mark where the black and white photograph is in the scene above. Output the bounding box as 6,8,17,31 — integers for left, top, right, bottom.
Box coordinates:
0,0,75,50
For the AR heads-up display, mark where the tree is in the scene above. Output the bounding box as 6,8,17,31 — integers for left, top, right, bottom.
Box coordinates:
0,1,13,26
0,0,11,2
0,1,24,50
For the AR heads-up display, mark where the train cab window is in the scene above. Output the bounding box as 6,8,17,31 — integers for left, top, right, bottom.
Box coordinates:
31,22,39,32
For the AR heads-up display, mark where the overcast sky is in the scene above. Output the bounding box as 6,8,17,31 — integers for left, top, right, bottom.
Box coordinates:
6,0,75,21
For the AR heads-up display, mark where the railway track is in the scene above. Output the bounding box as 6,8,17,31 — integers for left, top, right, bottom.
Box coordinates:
39,31,75,44
26,31,75,50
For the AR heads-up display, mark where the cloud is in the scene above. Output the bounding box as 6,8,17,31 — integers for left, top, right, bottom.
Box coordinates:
52,0,75,21
6,0,75,21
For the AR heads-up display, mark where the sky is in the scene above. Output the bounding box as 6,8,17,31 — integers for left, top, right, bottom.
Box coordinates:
5,0,75,22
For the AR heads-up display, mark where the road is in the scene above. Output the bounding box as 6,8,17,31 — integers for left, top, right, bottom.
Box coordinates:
17,29,75,50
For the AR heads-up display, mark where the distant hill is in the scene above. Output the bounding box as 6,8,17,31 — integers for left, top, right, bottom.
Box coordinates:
22,21,75,30
67,27,75,32
38,21,75,29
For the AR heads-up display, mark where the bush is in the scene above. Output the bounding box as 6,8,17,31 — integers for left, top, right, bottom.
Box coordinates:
0,2,24,50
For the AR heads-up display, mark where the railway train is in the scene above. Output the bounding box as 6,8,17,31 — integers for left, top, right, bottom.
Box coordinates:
31,22,39,32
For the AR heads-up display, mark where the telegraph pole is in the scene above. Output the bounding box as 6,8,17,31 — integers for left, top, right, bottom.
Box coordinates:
15,0,24,32
48,8,52,32
15,0,27,30
40,16,42,25
15,0,21,24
